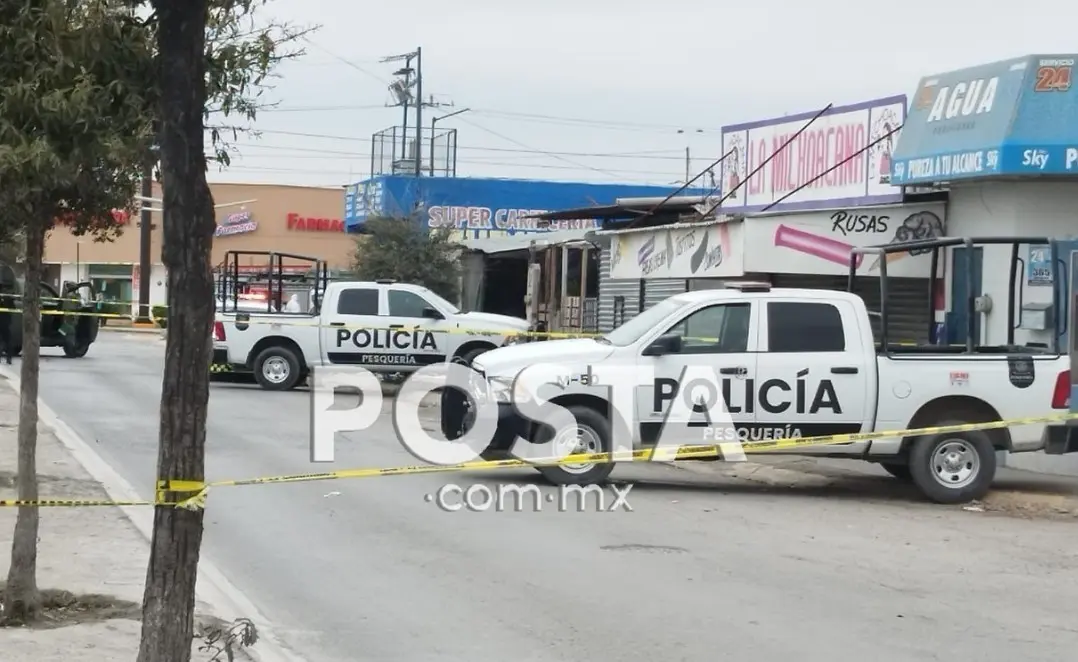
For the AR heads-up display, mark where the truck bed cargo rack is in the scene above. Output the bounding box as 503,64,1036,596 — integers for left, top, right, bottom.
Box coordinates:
216,250,329,314
849,236,1057,355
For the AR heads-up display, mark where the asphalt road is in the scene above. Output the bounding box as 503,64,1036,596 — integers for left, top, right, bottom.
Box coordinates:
25,333,1078,661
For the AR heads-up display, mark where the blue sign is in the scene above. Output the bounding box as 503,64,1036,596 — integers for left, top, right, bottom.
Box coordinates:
1028,244,1053,286
343,176,709,236
890,54,1078,185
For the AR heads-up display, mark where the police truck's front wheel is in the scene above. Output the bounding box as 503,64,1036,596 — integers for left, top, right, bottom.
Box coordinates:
536,405,615,486
253,345,302,391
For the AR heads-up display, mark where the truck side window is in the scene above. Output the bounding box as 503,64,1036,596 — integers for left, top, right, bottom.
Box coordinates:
388,290,432,318
665,303,750,354
336,288,378,316
767,301,845,352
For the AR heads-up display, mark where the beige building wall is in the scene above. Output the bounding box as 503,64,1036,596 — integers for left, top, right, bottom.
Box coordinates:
44,182,354,269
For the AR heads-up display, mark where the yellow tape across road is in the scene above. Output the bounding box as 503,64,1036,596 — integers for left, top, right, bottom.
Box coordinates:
3,412,1075,510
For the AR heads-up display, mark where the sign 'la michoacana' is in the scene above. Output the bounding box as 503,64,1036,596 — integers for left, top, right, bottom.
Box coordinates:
287,212,345,232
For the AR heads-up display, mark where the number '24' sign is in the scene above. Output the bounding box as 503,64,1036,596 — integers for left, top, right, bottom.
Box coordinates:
1028,245,1053,286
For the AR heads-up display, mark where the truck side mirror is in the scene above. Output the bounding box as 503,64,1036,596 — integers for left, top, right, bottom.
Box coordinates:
642,333,681,356
421,307,443,320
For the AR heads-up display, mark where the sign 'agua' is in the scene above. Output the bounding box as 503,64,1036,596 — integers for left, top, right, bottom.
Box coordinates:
925,76,998,122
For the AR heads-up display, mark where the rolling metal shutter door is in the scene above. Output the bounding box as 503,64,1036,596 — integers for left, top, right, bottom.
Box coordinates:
597,245,641,332
769,274,932,345
644,279,687,311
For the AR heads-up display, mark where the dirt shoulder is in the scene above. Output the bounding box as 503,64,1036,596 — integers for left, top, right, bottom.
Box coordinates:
671,454,1078,520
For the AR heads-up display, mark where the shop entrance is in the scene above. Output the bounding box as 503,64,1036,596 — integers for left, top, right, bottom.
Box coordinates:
481,255,528,318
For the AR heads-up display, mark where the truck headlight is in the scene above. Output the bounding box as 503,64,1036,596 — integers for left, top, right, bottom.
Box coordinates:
488,376,535,404
487,377,514,403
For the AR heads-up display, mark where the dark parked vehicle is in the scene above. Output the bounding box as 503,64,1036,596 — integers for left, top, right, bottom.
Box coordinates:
0,264,101,359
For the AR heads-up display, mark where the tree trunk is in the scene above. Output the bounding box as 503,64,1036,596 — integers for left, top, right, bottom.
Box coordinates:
2,220,47,624
137,1,215,660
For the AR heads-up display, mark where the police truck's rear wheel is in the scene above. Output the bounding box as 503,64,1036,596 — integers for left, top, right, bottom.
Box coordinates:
908,423,996,504
253,346,302,391
536,405,615,486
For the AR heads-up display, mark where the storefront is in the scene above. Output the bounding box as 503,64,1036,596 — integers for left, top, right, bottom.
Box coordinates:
598,219,746,330
740,203,946,344
588,96,945,339
889,53,1078,350
44,182,350,313
344,175,706,318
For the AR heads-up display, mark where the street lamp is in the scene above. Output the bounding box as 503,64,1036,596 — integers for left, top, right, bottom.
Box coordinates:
430,107,469,176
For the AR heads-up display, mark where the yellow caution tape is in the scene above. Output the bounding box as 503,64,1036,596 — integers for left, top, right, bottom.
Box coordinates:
4,412,1076,509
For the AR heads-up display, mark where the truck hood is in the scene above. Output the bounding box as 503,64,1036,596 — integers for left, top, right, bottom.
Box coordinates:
455,311,530,332
473,338,616,378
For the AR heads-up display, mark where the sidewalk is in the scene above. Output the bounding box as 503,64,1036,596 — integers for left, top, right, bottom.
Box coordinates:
0,379,244,660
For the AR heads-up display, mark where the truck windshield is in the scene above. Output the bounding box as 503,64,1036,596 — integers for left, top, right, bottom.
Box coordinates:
603,297,686,347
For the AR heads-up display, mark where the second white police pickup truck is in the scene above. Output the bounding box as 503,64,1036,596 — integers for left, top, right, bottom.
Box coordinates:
444,282,1077,504
212,280,530,390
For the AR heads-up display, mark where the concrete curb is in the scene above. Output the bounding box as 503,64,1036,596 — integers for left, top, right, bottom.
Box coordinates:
0,365,302,662
99,325,165,336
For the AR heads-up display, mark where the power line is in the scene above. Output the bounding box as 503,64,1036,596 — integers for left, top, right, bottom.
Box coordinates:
454,117,637,180
211,152,680,176
215,139,689,161
212,165,667,185
299,38,390,86
255,102,720,134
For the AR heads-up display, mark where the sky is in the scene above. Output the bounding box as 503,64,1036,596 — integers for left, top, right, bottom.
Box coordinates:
205,0,1078,190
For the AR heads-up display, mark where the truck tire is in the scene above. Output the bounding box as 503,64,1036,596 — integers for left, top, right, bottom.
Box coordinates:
536,404,615,486
253,345,302,391
63,341,89,358
908,422,996,504
460,345,493,367
880,463,912,481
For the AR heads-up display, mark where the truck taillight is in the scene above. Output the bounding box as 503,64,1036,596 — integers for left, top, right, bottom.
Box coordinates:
1052,370,1070,409
213,321,226,342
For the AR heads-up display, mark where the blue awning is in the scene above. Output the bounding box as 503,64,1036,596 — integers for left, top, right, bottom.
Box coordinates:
890,54,1078,185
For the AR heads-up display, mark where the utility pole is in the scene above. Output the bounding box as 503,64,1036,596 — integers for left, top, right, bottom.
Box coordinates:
685,147,691,184
413,47,423,177
136,160,153,322
383,47,449,177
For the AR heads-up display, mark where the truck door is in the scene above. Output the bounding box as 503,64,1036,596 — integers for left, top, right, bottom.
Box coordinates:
321,286,381,365
755,298,870,452
636,301,758,446
381,289,451,366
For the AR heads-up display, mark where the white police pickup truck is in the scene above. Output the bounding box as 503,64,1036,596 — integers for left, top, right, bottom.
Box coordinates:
212,280,529,390
445,283,1075,504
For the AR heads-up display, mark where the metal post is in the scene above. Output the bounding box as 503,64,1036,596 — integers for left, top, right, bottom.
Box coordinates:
75,242,80,283
136,166,153,322
414,47,423,177
430,108,470,177
685,147,690,183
